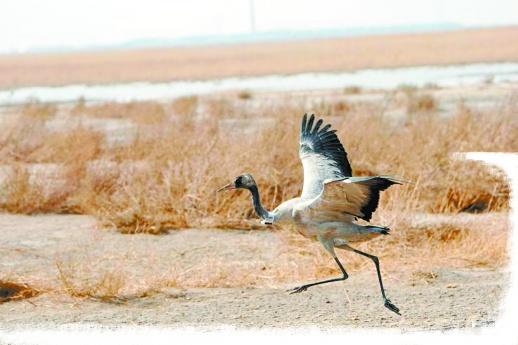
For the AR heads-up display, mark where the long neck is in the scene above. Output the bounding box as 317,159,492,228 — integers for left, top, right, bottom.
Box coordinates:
248,184,272,220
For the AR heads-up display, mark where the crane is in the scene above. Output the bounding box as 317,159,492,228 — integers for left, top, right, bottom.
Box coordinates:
217,114,403,315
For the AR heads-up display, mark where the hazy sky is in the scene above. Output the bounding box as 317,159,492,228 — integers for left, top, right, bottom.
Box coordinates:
1,0,518,53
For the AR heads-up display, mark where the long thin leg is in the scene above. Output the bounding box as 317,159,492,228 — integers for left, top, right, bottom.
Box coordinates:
343,245,401,315
288,256,349,294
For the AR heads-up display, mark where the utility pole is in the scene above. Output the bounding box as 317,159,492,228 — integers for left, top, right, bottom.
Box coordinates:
249,0,256,32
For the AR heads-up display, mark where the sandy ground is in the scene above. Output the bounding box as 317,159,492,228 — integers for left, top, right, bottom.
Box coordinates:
0,214,508,331
1,26,517,88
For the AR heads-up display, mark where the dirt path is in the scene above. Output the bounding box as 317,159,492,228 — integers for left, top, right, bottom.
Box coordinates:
0,214,507,330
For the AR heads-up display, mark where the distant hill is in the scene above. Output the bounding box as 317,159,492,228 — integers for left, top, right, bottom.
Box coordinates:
118,23,463,49
17,23,463,54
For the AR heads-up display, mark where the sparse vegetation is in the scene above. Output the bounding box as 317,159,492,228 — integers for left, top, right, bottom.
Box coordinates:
0,280,40,303
343,86,362,94
0,93,515,235
333,100,353,113
73,101,167,124
20,101,57,120
397,84,418,94
237,90,253,100
56,261,126,301
407,93,437,113
171,96,198,116
0,87,514,298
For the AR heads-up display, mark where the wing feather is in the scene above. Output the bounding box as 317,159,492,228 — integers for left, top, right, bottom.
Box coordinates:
299,114,352,199
300,176,403,222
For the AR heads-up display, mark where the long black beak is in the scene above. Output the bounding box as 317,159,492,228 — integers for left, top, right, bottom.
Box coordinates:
216,182,236,193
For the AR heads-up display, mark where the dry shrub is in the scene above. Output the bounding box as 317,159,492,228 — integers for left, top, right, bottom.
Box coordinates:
0,280,40,303
73,101,167,124
0,95,515,233
171,96,198,116
0,116,48,163
56,260,126,301
333,100,352,114
0,164,71,214
403,223,470,244
397,84,418,94
1,164,44,213
237,90,253,100
29,128,103,164
434,183,509,213
384,212,509,269
70,97,86,114
0,118,103,165
407,93,437,113
21,101,57,120
411,271,439,284
0,124,105,214
343,86,362,94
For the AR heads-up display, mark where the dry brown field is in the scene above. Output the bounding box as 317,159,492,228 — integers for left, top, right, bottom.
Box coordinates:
1,26,518,88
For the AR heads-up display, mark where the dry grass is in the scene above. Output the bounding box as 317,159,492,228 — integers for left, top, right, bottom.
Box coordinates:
56,261,126,301
21,101,57,120
71,101,167,124
237,90,253,100
0,94,515,236
0,280,40,303
392,217,509,268
407,93,437,113
170,96,199,116
1,26,518,88
343,86,362,94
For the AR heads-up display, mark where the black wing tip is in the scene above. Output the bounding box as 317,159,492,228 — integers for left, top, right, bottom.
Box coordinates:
368,176,405,191
359,177,403,221
300,113,334,137
367,226,390,235
306,114,315,133
312,119,323,134
300,113,352,177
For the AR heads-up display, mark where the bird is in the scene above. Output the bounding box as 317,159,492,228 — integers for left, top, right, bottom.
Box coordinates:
217,113,404,315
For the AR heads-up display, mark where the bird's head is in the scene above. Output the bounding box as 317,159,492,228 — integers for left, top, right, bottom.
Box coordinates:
217,173,256,192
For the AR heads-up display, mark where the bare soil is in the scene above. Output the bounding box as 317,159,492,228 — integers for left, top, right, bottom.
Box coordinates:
0,214,507,330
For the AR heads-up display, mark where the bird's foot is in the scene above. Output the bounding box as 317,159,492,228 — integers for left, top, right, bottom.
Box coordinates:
384,298,401,315
287,285,310,294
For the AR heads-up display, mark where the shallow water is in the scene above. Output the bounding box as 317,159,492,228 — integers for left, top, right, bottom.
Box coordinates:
1,63,517,105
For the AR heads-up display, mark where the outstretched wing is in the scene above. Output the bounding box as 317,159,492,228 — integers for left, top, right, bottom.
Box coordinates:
299,176,403,222
299,114,352,199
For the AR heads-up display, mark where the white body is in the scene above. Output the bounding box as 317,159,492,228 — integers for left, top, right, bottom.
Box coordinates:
271,193,386,255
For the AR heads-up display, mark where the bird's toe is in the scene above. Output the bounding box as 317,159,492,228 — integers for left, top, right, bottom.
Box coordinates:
287,286,308,294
